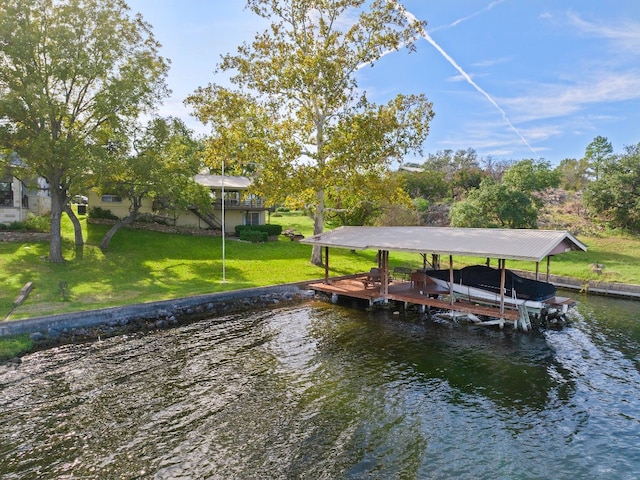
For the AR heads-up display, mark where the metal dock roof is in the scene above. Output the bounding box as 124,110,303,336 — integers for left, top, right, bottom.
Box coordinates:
300,226,587,262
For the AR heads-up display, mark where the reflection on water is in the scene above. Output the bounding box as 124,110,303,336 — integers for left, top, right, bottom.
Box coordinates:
1,296,640,479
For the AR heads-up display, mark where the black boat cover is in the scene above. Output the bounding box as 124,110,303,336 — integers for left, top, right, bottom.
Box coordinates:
427,265,556,302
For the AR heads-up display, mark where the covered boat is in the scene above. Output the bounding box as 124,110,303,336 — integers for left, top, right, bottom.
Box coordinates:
426,265,557,311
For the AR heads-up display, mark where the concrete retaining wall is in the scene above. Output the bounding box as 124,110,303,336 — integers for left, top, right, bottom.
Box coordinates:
0,284,311,339
514,270,640,299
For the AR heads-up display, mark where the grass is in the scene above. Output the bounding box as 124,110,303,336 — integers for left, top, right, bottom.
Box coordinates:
2,209,640,360
0,210,385,320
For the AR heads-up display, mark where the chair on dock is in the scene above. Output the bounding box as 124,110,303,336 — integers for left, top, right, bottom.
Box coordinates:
367,268,381,285
410,271,428,288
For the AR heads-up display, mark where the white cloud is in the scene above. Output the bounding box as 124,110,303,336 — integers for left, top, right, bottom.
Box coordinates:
501,72,640,123
472,57,512,68
567,13,640,53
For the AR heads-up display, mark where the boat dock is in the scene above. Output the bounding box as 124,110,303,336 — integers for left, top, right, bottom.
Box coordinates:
301,226,588,330
308,275,521,321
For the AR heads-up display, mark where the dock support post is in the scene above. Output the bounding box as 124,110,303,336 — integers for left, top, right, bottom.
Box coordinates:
324,247,330,284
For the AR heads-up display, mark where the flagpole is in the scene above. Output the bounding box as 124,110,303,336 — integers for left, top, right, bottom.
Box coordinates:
221,159,226,283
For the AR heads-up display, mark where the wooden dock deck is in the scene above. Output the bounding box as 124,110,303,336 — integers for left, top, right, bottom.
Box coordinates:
308,276,521,321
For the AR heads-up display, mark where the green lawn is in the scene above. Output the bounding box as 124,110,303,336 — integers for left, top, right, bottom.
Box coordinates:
0,212,377,320
2,211,639,360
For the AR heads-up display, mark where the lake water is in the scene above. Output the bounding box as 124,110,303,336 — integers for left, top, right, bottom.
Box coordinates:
1,293,640,479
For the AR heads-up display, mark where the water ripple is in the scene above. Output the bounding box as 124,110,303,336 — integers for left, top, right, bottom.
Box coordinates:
2,301,640,479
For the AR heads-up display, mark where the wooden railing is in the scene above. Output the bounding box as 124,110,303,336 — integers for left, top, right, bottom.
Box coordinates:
213,198,265,209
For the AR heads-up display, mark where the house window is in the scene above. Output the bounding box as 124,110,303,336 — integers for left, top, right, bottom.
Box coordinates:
0,181,13,207
101,194,122,203
244,212,260,225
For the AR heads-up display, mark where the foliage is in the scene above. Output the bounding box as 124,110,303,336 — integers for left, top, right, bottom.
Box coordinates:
0,334,31,363
400,168,449,202
584,135,614,181
556,158,589,191
186,0,434,265
326,170,412,226
235,224,283,236
501,159,560,207
374,203,422,226
450,159,558,229
91,117,207,250
0,0,169,262
450,178,537,228
584,142,640,232
0,216,50,232
88,207,119,221
238,229,268,243
421,148,484,199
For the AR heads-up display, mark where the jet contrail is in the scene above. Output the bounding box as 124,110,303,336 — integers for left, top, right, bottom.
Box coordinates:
389,1,538,155
449,0,506,28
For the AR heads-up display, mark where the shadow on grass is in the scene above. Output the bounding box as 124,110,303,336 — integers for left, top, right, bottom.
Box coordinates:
1,223,426,318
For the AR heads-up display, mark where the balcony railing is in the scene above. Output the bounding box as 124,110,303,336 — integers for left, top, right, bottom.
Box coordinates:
213,198,266,209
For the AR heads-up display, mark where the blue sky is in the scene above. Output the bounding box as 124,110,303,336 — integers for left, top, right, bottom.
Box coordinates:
126,0,640,165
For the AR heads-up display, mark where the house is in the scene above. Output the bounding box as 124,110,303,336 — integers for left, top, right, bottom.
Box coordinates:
0,173,51,224
86,174,270,231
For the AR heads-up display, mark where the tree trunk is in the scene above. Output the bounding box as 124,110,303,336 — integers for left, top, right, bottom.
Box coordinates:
64,205,84,246
48,187,67,263
99,211,136,251
311,188,325,266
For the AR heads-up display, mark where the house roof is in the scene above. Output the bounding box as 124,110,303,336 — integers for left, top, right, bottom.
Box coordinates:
195,174,252,189
300,226,587,262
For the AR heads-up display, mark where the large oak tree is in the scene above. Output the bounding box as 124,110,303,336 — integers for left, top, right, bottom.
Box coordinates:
187,0,434,265
0,0,169,262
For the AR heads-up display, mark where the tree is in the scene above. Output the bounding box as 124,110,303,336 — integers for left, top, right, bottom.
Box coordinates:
501,159,560,206
92,117,208,251
450,178,537,229
584,142,640,232
421,148,483,199
0,0,169,262
450,159,557,229
584,135,614,181
556,157,589,191
400,168,449,201
187,0,434,265
325,169,411,226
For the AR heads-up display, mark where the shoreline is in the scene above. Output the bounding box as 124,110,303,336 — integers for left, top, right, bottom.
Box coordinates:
3,271,639,341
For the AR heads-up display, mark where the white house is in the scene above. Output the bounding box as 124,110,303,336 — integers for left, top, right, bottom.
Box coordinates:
0,173,51,224
87,174,270,231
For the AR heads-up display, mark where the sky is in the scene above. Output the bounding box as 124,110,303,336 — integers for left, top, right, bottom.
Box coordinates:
125,0,640,165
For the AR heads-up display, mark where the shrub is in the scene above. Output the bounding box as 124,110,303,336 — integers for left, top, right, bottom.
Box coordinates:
238,229,268,243
235,224,282,237
276,206,290,212
24,215,50,232
89,206,118,220
7,221,26,231
0,216,49,232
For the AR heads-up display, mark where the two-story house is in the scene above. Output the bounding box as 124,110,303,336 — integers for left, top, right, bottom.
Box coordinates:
87,174,270,231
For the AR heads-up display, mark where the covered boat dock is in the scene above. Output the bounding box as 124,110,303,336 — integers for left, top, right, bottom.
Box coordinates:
301,227,587,330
